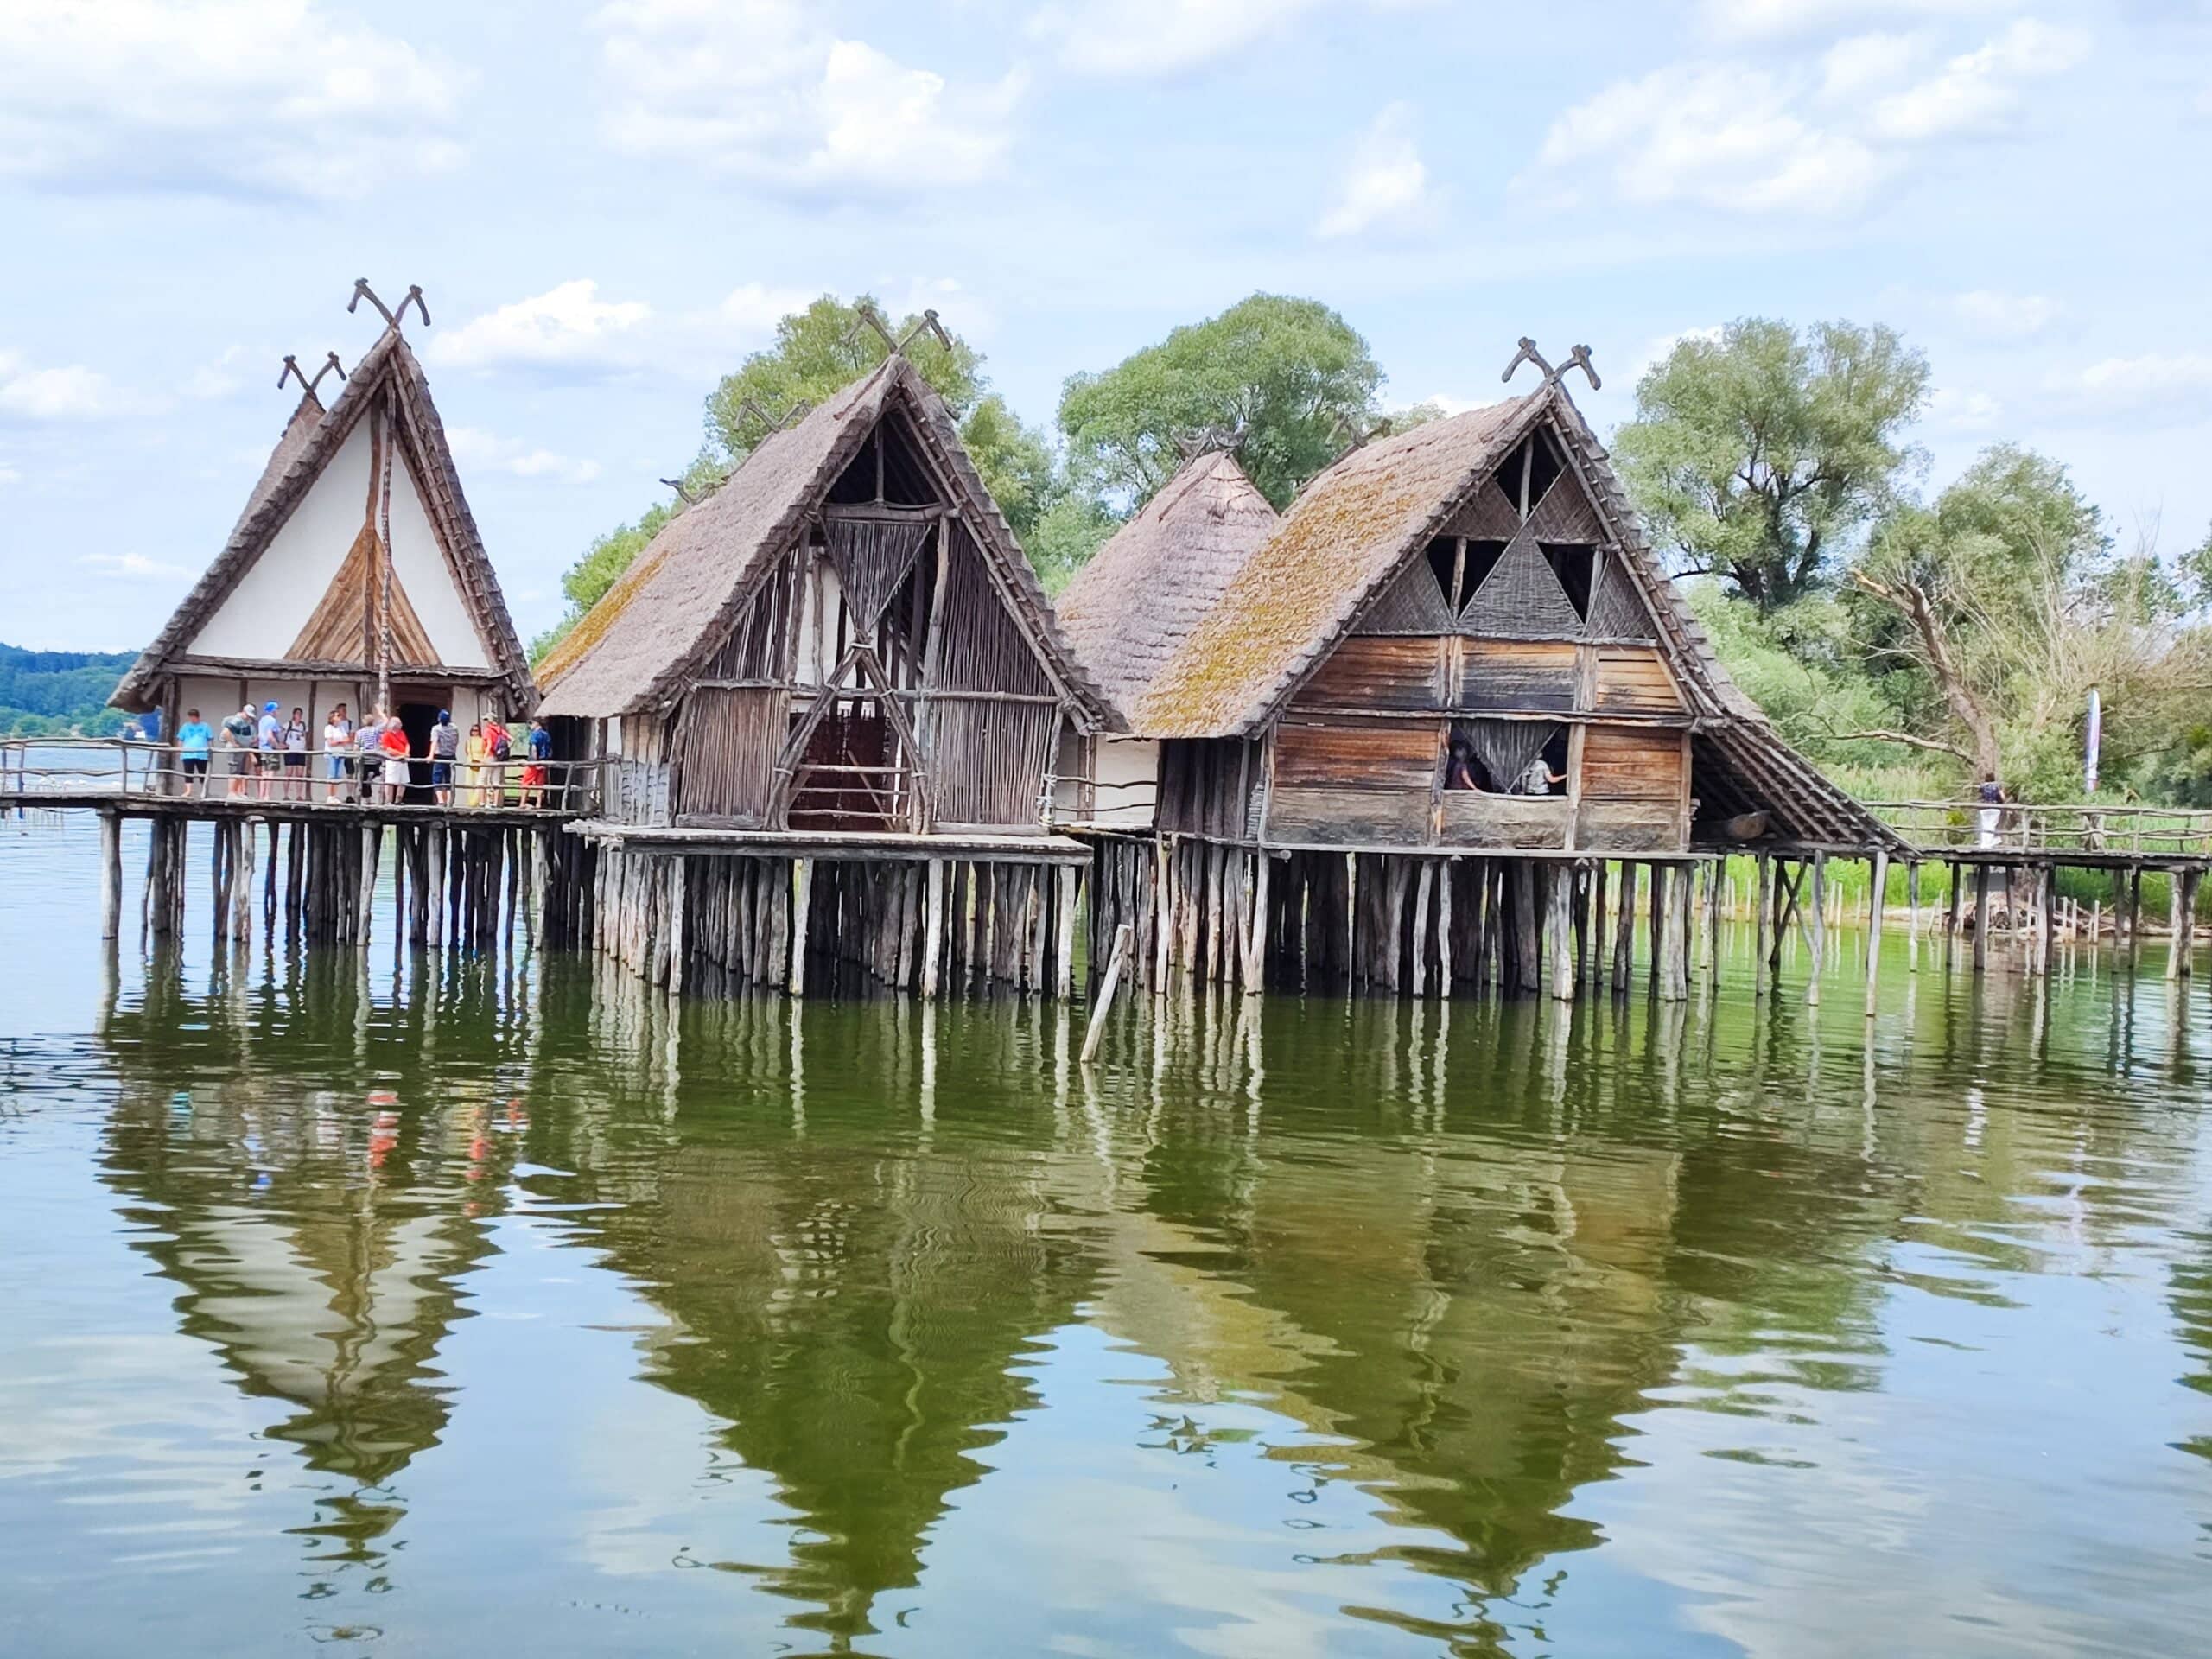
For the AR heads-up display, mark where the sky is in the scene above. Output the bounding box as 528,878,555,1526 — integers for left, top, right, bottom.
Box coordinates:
2,0,2209,652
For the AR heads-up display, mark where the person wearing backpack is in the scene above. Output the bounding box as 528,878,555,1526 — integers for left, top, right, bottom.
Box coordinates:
483,714,512,807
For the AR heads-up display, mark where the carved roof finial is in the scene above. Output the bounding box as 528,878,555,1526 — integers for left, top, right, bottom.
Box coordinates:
1503,336,1599,393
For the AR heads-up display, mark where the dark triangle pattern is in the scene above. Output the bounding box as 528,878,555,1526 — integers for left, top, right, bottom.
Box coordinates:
1586,552,1657,641
824,518,932,633
289,521,441,664
1459,527,1584,639
1357,556,1457,634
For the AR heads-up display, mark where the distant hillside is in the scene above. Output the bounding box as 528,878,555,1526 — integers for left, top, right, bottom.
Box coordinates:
0,644,137,737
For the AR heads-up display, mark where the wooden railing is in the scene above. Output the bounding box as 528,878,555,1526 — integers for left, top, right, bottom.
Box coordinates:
1867,798,2212,859
1,736,607,815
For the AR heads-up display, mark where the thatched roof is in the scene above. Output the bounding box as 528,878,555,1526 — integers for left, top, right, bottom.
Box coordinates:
536,355,1113,729
1057,448,1278,721
1120,385,1898,852
114,326,534,713
1131,397,1545,736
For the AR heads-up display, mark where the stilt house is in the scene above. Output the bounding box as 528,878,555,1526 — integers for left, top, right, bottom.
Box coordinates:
112,307,535,757
534,353,1116,995
1055,359,1897,994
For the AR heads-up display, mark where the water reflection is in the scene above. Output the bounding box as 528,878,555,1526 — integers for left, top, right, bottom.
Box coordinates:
3,820,2208,1655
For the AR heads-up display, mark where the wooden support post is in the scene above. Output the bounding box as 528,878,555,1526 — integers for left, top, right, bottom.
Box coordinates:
1512,861,1541,995
1586,859,1606,989
1436,858,1454,992
1647,862,1667,994
1865,849,1888,1017
922,858,946,999
99,811,122,941
667,856,688,994
1806,853,1827,1006
1056,863,1079,998
2167,868,2187,981
1612,861,1637,995
2178,869,2201,978
1972,863,1990,975
1906,861,1921,974
1548,861,1577,1002
1703,859,1723,986
1752,854,1771,998
1244,852,1271,995
1670,861,1694,1001
1081,924,1134,1065
2038,866,2057,977
788,857,812,996
1410,860,1433,997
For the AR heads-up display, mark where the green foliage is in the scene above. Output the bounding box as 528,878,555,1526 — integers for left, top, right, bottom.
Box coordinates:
958,393,1061,540
1616,319,1929,611
1057,294,1383,512
0,644,137,737
1025,494,1120,596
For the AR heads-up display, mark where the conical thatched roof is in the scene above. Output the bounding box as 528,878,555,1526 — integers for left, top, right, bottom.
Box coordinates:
536,354,1112,728
114,326,534,713
1057,448,1278,721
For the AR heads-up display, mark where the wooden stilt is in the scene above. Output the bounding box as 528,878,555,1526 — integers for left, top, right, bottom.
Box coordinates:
1056,864,1079,998
1806,852,1827,1006
1647,862,1667,994
1612,861,1637,995
1548,861,1577,1002
1905,861,1921,973
1972,863,1990,975
2166,868,2187,980
788,858,812,995
98,811,122,940
2178,869,2201,978
1244,852,1271,995
1865,849,1888,1016
1752,853,1772,997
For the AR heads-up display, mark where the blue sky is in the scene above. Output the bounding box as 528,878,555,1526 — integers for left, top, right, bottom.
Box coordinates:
3,0,2209,651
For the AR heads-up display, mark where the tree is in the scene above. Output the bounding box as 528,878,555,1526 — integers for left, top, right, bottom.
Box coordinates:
1847,446,2112,785
1615,319,1929,612
538,296,1059,657
1057,294,1382,511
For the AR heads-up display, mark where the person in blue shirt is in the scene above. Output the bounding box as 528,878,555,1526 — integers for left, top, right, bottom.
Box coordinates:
175,709,213,798
255,702,283,802
523,718,553,808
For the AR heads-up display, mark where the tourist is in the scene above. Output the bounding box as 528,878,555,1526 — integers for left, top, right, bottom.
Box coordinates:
1977,772,2006,849
463,720,486,807
255,701,283,801
1513,753,1565,796
522,718,551,809
1443,732,1485,793
222,704,257,798
283,707,310,801
175,708,212,798
482,712,511,808
323,703,354,803
378,717,412,804
429,709,460,806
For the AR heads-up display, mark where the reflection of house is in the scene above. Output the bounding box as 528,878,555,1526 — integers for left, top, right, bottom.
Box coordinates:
1053,366,1893,994
111,299,535,760
536,353,1115,995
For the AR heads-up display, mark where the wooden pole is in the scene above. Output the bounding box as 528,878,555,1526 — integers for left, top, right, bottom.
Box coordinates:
1864,849,1887,1017
1612,861,1637,994
2038,865,2057,977
1971,863,1990,975
922,858,946,999
1056,863,1079,998
2179,869,2201,979
787,857,812,996
99,811,122,940
1244,852,1271,995
1906,861,1921,974
1081,923,1134,1065
1752,853,1771,998
2167,868,2187,980
1548,862,1577,1001
1805,853,1826,1006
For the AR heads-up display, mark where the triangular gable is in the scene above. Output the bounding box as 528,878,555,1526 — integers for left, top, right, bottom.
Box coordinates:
823,513,932,633
114,327,533,712
288,520,441,664
1586,555,1656,641
1356,556,1459,635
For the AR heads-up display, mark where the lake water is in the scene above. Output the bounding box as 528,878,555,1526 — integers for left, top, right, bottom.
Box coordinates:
3,809,2209,1657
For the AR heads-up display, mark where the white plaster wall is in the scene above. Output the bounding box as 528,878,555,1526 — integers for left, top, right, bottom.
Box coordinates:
386,447,493,668
192,423,371,658
1052,736,1160,829
793,552,849,685
190,422,493,670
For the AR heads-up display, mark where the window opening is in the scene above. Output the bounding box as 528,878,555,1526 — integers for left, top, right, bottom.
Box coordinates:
1540,544,1595,620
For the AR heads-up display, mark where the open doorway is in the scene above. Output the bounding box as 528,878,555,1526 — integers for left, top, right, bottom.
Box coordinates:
393,693,446,805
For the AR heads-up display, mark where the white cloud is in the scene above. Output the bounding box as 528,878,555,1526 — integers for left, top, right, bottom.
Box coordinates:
0,1,465,200
0,351,123,421
1315,103,1439,238
1029,0,1433,77
447,427,603,484
183,346,246,402
426,282,653,374
1928,384,2001,430
2060,353,2212,422
1629,326,1728,385
1532,20,2090,217
1950,289,2060,340
79,552,196,580
1701,0,2014,42
711,282,819,341
0,464,20,486
592,1,1020,188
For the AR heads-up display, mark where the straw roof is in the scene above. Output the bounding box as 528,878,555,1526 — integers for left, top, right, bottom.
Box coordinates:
1057,448,1279,721
1118,384,1898,852
536,354,1113,728
114,326,534,713
1131,397,1545,737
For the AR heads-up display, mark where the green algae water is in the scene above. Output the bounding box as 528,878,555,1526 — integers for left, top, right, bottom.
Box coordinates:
3,812,2209,1657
